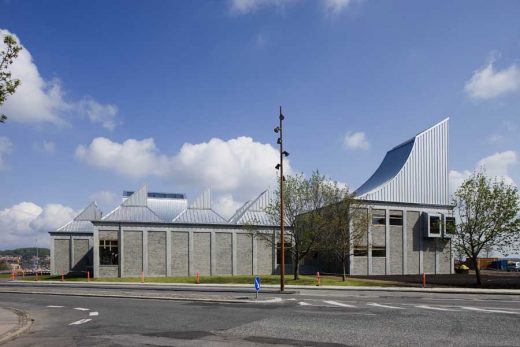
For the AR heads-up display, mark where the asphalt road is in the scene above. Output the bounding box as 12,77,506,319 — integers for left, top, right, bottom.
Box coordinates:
1,286,520,346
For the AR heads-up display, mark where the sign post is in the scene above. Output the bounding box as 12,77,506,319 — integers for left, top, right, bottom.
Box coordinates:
254,276,261,300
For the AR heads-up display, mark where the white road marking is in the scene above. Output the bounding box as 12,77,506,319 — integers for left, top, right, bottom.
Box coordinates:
46,305,64,308
368,303,403,310
415,305,459,312
89,311,99,316
324,300,356,308
298,301,312,306
460,306,520,315
69,319,92,326
74,307,90,311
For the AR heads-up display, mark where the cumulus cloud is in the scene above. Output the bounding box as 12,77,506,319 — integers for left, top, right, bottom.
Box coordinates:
0,29,118,128
213,194,243,219
229,0,294,14
464,60,520,100
449,150,518,194
0,136,13,169
0,202,76,249
76,136,289,208
343,131,369,150
323,0,353,14
33,140,55,155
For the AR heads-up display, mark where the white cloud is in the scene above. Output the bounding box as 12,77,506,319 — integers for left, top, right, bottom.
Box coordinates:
33,140,55,154
343,131,369,150
88,190,119,211
323,0,353,14
0,29,118,128
78,98,119,130
449,150,518,194
76,136,289,203
229,0,294,14
0,202,76,249
0,136,13,169
464,60,520,100
213,194,243,220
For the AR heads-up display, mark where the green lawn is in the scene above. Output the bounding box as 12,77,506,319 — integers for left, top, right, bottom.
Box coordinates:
18,274,395,287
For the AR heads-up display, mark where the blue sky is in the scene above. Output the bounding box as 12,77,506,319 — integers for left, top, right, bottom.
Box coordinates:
0,0,519,248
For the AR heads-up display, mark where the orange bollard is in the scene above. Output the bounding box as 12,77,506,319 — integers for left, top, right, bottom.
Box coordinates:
87,271,90,282
316,272,321,286
422,272,426,288
141,271,144,283
196,272,200,284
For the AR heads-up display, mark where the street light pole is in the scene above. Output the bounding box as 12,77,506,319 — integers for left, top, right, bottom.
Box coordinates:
279,106,285,292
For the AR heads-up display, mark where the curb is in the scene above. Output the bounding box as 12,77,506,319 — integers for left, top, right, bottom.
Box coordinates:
0,308,32,345
0,290,283,305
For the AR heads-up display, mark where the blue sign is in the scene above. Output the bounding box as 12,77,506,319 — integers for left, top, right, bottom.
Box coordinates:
254,276,261,292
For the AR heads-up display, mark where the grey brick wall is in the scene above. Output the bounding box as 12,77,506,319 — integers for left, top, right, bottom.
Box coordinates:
353,257,367,275
257,237,273,275
72,239,90,273
54,239,70,275
148,231,166,276
438,239,451,274
193,232,211,275
423,237,436,273
389,226,403,274
237,233,253,275
99,230,118,240
407,211,421,274
371,225,386,247
171,232,189,276
371,257,386,275
99,266,118,277
215,233,232,275
124,230,143,277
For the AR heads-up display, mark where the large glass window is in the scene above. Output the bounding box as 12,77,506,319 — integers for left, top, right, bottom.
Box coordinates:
354,247,368,256
99,240,118,265
372,247,386,257
389,210,403,226
429,215,441,234
372,210,386,225
446,217,456,235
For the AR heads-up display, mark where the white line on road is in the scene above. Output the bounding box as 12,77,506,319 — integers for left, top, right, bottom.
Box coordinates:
324,300,356,308
46,305,64,308
69,319,92,326
298,302,312,306
89,312,99,316
460,306,520,315
368,303,403,309
415,305,459,312
74,307,90,311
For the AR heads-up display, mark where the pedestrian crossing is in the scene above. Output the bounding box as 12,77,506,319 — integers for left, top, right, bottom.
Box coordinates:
293,299,520,315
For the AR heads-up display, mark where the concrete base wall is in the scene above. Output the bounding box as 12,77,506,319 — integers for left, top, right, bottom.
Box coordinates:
99,265,118,277
148,231,166,276
124,231,143,277
236,233,253,275
72,239,90,273
171,232,189,276
372,257,386,275
353,257,368,275
53,239,70,275
193,232,211,275
257,238,273,275
215,233,232,275
389,226,403,274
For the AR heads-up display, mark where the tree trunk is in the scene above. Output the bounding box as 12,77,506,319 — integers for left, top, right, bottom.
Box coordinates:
294,258,300,280
342,260,347,281
472,256,482,286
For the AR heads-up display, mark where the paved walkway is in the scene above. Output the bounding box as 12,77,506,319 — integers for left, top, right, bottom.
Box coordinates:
0,307,30,344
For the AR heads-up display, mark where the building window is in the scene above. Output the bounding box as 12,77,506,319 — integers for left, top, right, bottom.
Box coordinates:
389,210,403,226
354,247,368,256
100,240,118,265
372,247,386,257
429,215,441,234
276,242,292,265
372,209,386,225
446,217,456,235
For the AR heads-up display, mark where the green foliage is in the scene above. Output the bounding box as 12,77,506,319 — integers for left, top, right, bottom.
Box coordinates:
452,170,520,285
0,247,50,258
0,33,23,122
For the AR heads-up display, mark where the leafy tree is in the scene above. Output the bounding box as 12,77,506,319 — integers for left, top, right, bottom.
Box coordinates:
320,184,368,281
0,33,22,123
452,171,520,286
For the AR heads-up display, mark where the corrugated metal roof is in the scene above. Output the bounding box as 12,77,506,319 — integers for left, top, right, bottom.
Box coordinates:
57,220,95,232
229,190,275,226
355,118,450,205
56,201,102,232
102,206,163,223
172,189,227,224
147,197,187,222
122,185,148,206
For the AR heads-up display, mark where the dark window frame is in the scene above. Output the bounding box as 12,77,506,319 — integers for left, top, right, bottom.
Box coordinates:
389,210,403,226
429,215,441,234
354,247,368,256
445,216,456,235
372,210,386,225
99,239,118,266
371,247,386,257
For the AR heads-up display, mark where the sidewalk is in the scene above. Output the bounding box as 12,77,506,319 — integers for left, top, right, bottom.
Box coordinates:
6,280,520,295
0,307,31,345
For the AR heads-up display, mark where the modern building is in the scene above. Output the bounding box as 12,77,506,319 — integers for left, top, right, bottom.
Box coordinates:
50,118,454,277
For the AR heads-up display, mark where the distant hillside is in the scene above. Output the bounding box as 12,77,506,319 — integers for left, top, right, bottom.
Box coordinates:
0,248,50,258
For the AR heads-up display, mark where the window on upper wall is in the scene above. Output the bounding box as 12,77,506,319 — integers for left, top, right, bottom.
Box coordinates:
354,247,368,256
390,210,403,226
429,215,441,235
372,209,386,225
99,240,118,265
372,247,386,257
445,217,456,235
276,242,292,265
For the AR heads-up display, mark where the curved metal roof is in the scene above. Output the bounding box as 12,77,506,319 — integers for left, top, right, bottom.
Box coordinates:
355,118,450,206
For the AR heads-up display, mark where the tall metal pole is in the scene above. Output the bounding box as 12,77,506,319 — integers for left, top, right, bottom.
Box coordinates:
279,106,285,292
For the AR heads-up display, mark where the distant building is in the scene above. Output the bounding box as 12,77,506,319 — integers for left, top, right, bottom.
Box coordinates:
50,119,454,277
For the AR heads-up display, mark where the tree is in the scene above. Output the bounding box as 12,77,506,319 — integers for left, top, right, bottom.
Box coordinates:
264,171,332,280
0,33,22,123
452,171,520,286
320,184,368,281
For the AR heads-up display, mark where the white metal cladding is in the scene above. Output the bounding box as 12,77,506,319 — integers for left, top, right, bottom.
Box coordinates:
102,206,163,223
172,189,227,224
147,197,186,221
56,201,102,232
228,190,274,226
355,118,449,206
